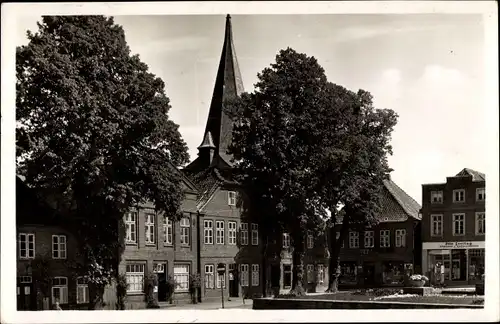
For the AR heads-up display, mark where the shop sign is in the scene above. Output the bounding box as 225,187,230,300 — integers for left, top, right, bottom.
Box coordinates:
423,241,485,250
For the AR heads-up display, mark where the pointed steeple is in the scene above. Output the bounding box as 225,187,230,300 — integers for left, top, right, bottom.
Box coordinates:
202,14,244,165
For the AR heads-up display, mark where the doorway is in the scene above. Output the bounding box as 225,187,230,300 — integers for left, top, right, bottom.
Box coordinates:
363,263,376,287
228,263,239,297
154,262,168,302
17,276,35,310
283,264,292,289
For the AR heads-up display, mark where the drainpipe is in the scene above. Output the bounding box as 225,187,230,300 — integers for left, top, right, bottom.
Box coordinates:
196,211,203,303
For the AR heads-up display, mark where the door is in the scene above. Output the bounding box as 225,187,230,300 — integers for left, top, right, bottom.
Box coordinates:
17,276,35,310
228,264,238,297
154,263,167,302
363,263,376,287
283,265,292,289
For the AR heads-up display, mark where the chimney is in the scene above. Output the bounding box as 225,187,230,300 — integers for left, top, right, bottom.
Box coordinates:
197,131,216,166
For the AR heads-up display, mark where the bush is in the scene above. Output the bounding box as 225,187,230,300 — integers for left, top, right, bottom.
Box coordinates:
144,273,159,308
115,274,128,310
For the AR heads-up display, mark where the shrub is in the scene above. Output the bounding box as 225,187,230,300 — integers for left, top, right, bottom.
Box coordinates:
115,274,128,310
144,273,159,308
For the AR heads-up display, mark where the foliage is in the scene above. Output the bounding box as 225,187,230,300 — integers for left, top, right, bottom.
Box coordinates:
115,274,128,310
165,275,176,302
16,15,189,308
144,273,159,308
189,273,202,289
31,258,51,297
227,48,335,295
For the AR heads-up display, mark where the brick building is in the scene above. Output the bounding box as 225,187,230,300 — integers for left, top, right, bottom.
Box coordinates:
119,169,199,308
336,179,422,288
420,168,485,286
16,177,88,311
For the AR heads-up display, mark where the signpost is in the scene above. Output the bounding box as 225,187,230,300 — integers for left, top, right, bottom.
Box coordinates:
217,263,226,309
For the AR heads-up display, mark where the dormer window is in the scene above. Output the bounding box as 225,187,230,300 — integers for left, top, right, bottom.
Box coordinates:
453,189,465,203
430,191,443,203
228,191,237,206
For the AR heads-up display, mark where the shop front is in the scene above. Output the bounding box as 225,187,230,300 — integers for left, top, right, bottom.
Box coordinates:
422,241,485,286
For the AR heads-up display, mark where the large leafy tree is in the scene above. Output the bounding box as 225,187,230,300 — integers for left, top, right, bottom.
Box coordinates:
16,16,189,309
312,88,398,292
227,48,332,296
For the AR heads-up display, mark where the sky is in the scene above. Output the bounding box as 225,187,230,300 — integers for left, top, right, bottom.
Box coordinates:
14,13,488,205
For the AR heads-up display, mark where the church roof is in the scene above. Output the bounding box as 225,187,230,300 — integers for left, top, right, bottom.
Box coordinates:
455,168,485,182
200,14,244,165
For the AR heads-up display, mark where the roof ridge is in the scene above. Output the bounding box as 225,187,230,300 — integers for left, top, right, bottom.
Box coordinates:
383,179,421,220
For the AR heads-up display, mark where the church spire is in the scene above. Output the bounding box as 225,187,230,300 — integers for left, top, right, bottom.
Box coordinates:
201,14,244,165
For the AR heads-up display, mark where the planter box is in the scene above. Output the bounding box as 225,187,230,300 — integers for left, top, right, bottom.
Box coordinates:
409,280,425,288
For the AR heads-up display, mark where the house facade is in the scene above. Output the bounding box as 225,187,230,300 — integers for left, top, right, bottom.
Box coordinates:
420,168,485,286
336,179,422,288
16,177,88,311
119,173,199,308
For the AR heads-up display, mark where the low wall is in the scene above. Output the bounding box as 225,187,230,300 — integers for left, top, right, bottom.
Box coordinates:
253,298,483,310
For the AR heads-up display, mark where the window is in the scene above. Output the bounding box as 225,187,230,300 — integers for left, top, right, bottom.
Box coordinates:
336,232,344,248
453,213,465,236
153,262,166,273
307,234,314,249
349,232,359,248
204,265,214,289
431,214,443,236
228,221,237,245
431,191,443,203
204,220,213,244
395,229,406,247
51,277,68,304
251,264,260,286
475,212,485,235
364,231,374,248
251,223,259,245
240,223,249,245
145,213,155,245
216,267,226,289
163,217,173,245
52,235,67,259
174,264,190,292
283,233,291,248
306,264,314,283
380,230,390,247
453,189,465,203
228,191,237,206
317,264,325,284
124,212,137,243
180,217,190,245
126,263,145,293
216,221,225,245
476,188,485,201
240,264,249,287
19,233,35,259
76,277,89,304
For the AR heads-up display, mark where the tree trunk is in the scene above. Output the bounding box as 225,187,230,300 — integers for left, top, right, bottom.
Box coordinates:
262,234,268,297
88,283,105,310
326,218,350,293
290,234,306,296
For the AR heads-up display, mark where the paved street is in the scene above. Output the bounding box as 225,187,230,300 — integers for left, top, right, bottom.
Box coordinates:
162,298,253,310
